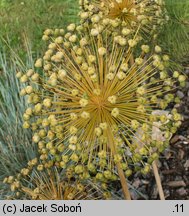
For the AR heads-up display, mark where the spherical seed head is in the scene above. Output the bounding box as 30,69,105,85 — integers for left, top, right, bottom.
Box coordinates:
79,98,89,107
35,58,43,68
99,122,107,130
91,28,99,36
128,39,137,47
98,47,107,55
32,134,40,143
93,88,101,96
117,71,126,80
135,57,143,65
107,72,115,80
178,75,186,82
70,126,78,134
70,113,78,120
34,103,42,113
88,55,96,63
80,11,89,19
69,136,78,144
21,168,30,176
155,45,162,53
108,95,117,104
69,35,77,43
26,69,34,77
43,98,52,108
88,67,95,75
37,164,44,171
25,107,33,115
19,25,180,180
25,86,33,94
55,36,63,44
80,0,167,38
20,75,28,83
81,111,90,119
16,71,22,78
23,121,30,129
20,88,27,96
141,44,150,53
111,108,120,117
72,89,79,96
67,23,76,32
31,73,39,81
95,127,103,136
91,14,101,23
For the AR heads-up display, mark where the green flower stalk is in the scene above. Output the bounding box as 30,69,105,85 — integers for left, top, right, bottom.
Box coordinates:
14,20,184,199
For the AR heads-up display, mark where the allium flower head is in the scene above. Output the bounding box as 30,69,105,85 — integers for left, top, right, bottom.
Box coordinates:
79,0,168,37
17,24,182,186
7,167,110,200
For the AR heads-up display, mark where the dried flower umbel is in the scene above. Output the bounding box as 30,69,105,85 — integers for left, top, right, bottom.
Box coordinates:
23,169,110,200
15,22,184,199
4,165,110,200
79,0,168,38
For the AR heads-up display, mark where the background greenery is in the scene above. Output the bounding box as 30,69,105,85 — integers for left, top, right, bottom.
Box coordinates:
0,50,37,199
0,0,79,56
158,0,189,64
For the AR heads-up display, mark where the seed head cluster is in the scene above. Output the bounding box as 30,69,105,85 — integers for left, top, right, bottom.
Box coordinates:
21,168,110,200
14,22,184,183
79,0,168,38
3,0,186,199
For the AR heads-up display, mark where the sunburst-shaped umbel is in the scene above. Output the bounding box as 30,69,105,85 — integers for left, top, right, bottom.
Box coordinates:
5,167,109,200
80,0,167,37
15,23,184,199
23,169,108,200
106,0,137,24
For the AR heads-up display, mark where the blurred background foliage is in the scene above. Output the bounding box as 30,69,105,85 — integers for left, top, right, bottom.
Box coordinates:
0,49,37,199
0,0,79,56
158,0,189,64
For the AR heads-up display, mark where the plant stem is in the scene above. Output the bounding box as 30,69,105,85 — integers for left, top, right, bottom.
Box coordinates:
130,54,135,65
152,160,165,200
106,127,131,200
117,163,131,200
